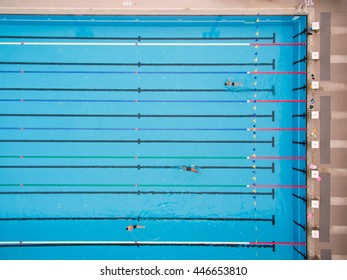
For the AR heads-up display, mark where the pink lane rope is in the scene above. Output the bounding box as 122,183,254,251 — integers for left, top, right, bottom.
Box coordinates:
252,185,306,189
248,100,306,103
254,128,306,131
249,71,306,75
251,156,306,160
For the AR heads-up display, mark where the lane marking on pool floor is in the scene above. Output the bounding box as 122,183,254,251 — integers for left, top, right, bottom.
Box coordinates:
0,190,275,197
0,70,305,75
0,86,275,93
0,60,276,67
0,215,275,224
0,164,275,171
0,112,275,119
0,241,305,248
0,155,306,160
0,126,306,131
0,98,306,103
0,138,276,145
0,42,306,46
0,35,276,41
0,183,305,189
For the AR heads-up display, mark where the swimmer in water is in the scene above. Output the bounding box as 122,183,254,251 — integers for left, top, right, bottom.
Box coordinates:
225,77,243,87
125,225,145,231
180,165,199,173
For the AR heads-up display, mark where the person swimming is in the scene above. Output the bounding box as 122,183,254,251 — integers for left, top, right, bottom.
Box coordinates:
225,77,243,87
125,225,145,231
180,165,199,173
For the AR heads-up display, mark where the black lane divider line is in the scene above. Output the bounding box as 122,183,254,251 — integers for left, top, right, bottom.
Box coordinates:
0,61,274,67
0,87,274,93
0,243,273,249
293,220,306,231
293,247,307,260
0,139,274,144
0,35,275,41
0,165,274,170
293,28,307,39
0,113,274,118
0,190,274,196
292,167,306,174
0,216,275,223
292,85,306,92
292,140,306,146
292,112,306,118
292,193,306,202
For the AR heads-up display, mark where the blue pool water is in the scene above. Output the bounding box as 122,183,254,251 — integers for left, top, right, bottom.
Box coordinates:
0,15,307,260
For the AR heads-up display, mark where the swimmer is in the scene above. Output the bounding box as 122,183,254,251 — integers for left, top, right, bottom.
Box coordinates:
180,165,199,173
125,225,145,231
225,78,243,87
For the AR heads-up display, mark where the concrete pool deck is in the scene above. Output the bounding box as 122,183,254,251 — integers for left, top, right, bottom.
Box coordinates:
0,0,305,15
0,0,346,260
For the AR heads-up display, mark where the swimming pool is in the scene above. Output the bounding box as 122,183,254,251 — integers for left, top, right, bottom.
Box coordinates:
0,15,307,260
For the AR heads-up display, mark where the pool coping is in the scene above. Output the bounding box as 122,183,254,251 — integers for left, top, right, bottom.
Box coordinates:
0,1,315,260
0,0,300,16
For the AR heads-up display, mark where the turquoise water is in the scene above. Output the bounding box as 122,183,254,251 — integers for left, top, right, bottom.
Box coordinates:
0,15,307,260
